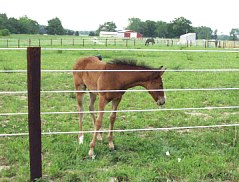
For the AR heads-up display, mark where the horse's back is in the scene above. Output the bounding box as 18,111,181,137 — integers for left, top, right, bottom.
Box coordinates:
73,56,104,70
73,57,106,91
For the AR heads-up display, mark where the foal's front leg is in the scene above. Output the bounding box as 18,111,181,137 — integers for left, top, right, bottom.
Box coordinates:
88,96,107,157
108,98,121,150
89,93,102,141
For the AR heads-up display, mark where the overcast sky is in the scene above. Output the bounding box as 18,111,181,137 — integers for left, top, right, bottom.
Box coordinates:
1,0,238,35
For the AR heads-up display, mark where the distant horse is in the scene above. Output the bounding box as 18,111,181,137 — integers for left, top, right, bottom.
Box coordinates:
145,38,155,46
73,56,166,156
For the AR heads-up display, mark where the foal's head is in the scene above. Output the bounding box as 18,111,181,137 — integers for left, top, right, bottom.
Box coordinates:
146,66,166,106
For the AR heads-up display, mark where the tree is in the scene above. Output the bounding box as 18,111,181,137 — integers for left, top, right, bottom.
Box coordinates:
18,16,39,34
0,14,8,29
89,31,96,36
46,17,65,35
155,21,168,38
96,21,117,35
168,17,193,38
229,28,239,41
75,31,79,36
0,29,10,36
194,26,213,39
144,20,156,37
7,17,21,34
39,25,47,34
127,18,144,32
212,29,218,40
66,29,75,35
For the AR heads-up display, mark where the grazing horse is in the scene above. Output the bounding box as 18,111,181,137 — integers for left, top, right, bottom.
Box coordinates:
145,38,155,46
73,56,166,156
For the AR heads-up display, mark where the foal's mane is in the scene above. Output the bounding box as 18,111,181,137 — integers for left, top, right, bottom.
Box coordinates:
107,59,154,70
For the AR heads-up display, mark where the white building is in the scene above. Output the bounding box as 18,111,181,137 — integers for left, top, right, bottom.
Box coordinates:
99,30,143,39
178,33,196,45
99,31,118,37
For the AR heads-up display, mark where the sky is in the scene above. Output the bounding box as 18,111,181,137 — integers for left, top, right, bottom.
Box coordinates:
1,0,238,35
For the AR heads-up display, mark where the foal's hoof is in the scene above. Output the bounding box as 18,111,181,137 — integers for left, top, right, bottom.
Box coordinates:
88,149,94,157
109,142,115,150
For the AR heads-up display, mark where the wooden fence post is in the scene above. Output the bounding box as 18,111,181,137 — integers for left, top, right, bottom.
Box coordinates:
27,47,42,181
105,38,108,47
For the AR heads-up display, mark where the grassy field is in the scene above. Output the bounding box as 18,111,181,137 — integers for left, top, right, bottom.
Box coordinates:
0,44,239,181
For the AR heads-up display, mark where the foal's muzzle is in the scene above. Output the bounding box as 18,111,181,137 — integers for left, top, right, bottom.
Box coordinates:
157,97,166,106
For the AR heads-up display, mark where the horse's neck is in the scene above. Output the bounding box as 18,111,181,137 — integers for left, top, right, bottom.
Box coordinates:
118,71,153,89
104,64,155,90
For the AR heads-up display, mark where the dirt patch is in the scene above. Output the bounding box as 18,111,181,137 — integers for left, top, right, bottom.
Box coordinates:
0,157,10,172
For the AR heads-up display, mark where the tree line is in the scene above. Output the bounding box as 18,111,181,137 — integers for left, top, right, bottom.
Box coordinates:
95,17,239,40
126,17,216,39
0,13,79,36
1,13,239,40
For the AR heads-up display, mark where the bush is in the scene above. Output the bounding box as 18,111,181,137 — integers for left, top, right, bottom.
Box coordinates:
89,31,96,36
0,29,10,36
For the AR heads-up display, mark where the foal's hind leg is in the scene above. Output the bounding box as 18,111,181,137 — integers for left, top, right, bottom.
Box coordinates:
108,98,121,150
75,84,86,144
89,93,102,141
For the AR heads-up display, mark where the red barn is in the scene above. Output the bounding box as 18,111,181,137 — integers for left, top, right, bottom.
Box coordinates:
118,30,143,39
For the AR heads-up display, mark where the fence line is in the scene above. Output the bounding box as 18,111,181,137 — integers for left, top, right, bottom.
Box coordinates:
1,87,239,95
1,47,239,52
1,123,239,137
1,68,239,73
1,105,239,117
1,38,239,49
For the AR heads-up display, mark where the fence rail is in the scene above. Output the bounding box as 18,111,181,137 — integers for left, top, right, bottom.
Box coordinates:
1,123,239,137
1,87,239,95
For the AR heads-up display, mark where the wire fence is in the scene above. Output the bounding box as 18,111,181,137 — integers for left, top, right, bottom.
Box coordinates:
1,106,239,117
1,87,239,95
0,48,239,138
1,68,239,73
1,123,239,137
1,38,239,48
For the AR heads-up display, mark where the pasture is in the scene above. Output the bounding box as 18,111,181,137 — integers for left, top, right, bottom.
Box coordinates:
0,46,239,181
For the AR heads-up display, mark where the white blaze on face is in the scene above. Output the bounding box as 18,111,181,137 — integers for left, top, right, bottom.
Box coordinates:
157,91,166,106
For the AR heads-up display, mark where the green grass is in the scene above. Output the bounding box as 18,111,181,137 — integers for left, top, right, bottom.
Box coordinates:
0,42,239,181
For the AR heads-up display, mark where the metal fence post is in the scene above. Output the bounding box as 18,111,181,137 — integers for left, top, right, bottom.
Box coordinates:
27,47,42,181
